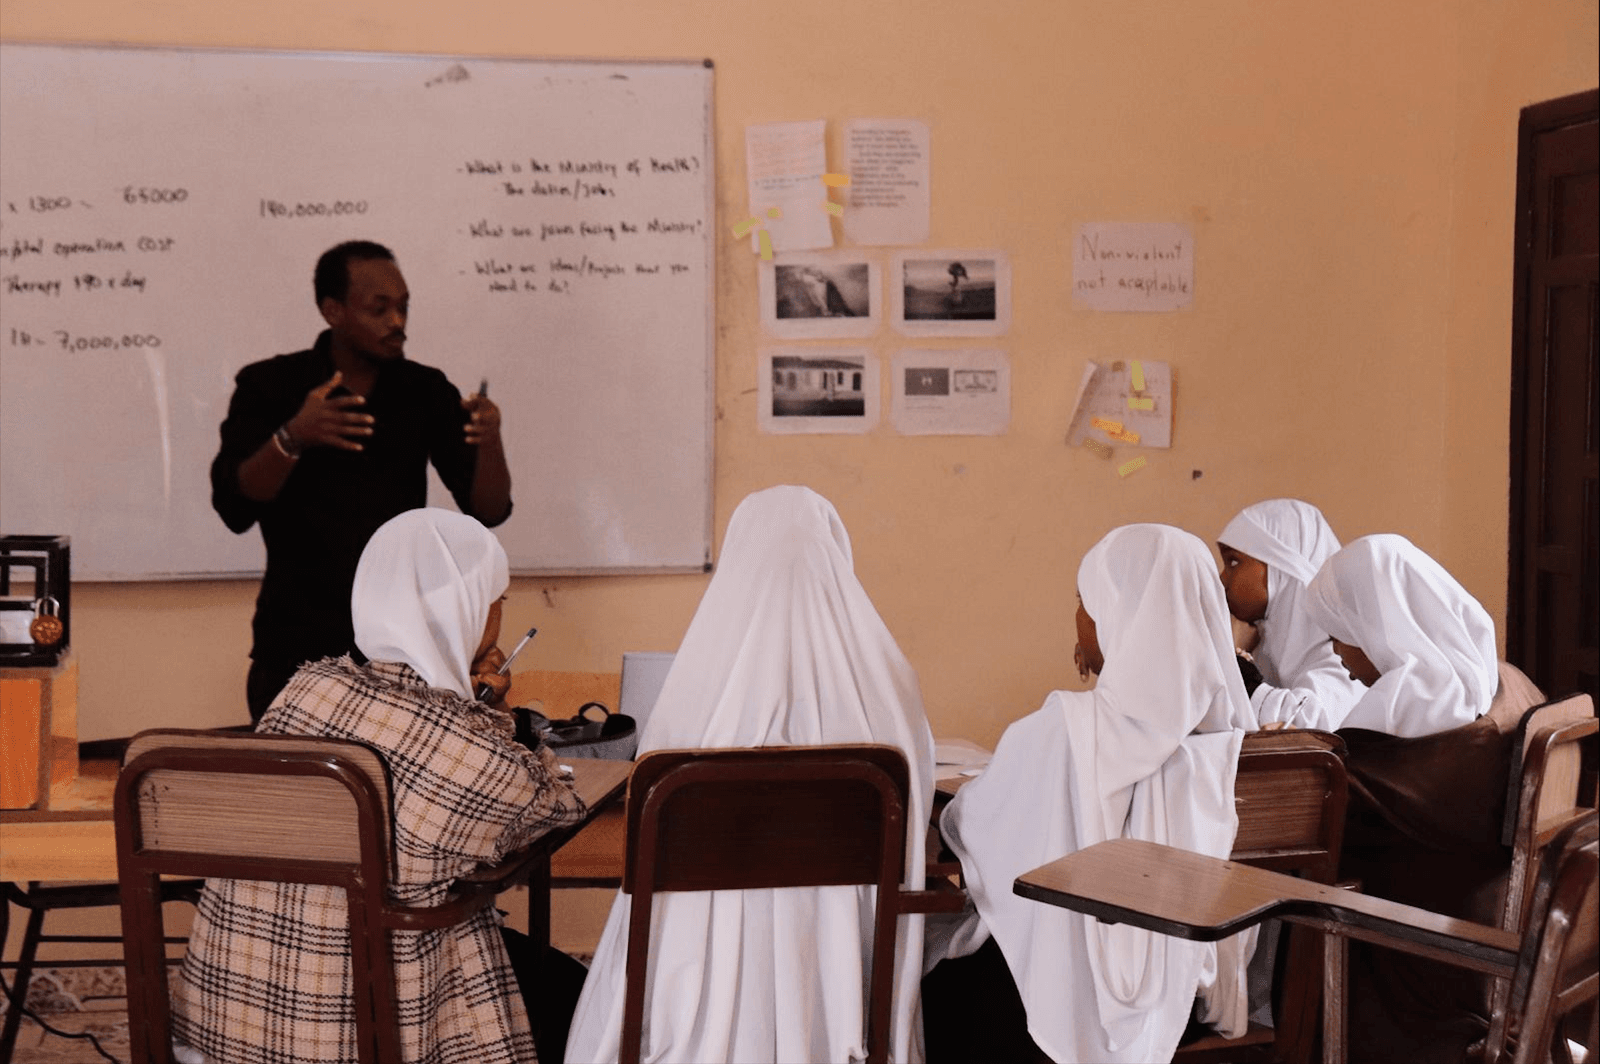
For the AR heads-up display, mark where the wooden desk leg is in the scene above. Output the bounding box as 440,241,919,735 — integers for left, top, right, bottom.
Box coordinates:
1322,933,1347,1064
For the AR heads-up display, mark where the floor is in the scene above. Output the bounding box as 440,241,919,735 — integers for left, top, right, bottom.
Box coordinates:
4,967,130,1064
7,971,1598,1064
2,885,617,1064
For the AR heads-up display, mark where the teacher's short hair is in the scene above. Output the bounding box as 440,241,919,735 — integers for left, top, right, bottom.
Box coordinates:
314,241,396,305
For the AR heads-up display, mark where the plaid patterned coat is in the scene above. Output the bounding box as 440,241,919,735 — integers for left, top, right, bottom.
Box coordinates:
172,657,588,1064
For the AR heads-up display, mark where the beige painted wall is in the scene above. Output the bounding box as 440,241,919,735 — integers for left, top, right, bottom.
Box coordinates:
3,0,1595,750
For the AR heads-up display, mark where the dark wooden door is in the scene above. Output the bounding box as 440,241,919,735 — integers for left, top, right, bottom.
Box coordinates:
1507,88,1599,708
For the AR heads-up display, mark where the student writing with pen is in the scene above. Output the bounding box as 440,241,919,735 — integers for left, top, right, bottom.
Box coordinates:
171,509,584,1064
210,239,512,721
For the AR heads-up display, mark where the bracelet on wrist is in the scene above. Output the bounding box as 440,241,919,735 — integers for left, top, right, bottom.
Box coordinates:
273,424,303,459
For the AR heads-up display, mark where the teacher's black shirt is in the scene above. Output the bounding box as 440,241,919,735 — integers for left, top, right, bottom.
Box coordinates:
211,330,507,672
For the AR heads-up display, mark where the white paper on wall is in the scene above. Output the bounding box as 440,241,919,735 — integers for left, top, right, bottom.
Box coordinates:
1065,359,1173,449
843,118,929,246
745,120,833,253
891,348,1010,436
1071,222,1194,311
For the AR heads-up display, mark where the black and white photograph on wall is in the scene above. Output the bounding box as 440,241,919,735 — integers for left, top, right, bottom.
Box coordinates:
891,348,1010,435
758,346,879,434
890,250,1010,337
905,366,949,396
759,252,880,339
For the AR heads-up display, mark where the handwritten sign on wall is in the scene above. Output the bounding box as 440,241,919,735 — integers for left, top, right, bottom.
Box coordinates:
1071,222,1194,312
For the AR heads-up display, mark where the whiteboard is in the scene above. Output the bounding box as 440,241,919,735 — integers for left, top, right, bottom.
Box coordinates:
0,44,714,579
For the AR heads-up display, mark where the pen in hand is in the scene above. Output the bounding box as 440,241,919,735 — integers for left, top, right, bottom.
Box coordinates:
476,626,536,702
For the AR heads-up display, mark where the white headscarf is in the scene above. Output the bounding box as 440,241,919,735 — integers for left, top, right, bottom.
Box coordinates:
351,508,509,699
567,485,935,1064
1302,533,1497,738
939,524,1250,1062
1218,499,1364,730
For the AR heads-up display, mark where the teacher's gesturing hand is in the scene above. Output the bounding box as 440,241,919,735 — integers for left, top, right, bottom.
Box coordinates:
284,371,375,452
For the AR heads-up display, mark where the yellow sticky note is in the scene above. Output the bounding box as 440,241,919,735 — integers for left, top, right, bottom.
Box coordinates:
758,230,774,260
732,217,760,238
1081,438,1112,459
1131,360,1146,392
1109,428,1142,444
1090,416,1124,434
1117,456,1148,478
823,201,844,217
822,173,851,187
765,206,783,220
1127,397,1155,412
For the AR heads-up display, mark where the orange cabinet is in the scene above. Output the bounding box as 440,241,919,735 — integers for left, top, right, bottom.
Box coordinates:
0,652,78,810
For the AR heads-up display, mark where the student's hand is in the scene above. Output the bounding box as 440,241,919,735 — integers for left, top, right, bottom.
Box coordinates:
1235,650,1265,696
1074,644,1094,683
462,393,502,446
471,645,510,705
1231,616,1261,654
285,372,374,451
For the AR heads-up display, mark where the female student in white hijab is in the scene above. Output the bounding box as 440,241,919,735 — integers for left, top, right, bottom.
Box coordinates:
1303,532,1500,737
172,508,586,1064
924,524,1256,1064
1216,499,1365,731
1301,533,1542,1062
565,485,936,1064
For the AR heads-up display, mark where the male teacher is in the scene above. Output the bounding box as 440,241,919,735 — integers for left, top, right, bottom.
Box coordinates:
211,240,512,721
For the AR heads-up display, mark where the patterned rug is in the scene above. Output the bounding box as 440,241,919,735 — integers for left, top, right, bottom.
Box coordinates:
2,967,130,1063
5,955,597,1063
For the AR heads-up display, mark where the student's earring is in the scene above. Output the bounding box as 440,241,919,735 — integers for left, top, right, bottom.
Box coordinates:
1074,644,1089,683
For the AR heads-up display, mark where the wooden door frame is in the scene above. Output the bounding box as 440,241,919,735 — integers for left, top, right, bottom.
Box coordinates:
1505,86,1599,674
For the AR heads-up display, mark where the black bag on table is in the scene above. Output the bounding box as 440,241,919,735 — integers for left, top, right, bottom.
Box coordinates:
514,701,637,760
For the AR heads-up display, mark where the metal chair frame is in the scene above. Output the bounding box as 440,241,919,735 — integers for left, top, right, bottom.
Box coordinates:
113,728,540,1064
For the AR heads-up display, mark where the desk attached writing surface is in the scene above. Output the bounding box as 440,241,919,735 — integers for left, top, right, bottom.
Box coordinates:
1013,837,1520,977
0,44,714,578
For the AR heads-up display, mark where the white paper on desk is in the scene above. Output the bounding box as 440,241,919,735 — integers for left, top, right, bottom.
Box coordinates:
745,120,832,252
934,737,992,782
1065,358,1174,449
843,118,929,246
891,348,1010,436
1071,222,1195,311
935,738,991,766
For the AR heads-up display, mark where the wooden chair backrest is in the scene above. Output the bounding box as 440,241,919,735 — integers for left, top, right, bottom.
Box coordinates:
1232,730,1348,883
1487,813,1599,1064
121,728,391,867
1502,692,1595,848
619,744,911,1064
116,729,402,1064
1499,700,1598,934
114,728,514,1064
